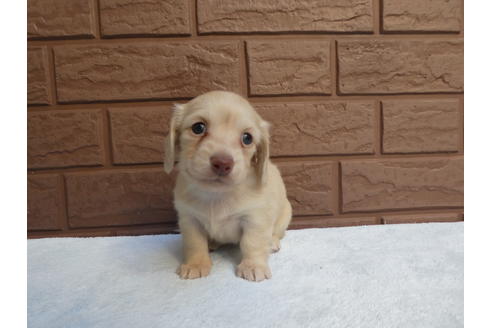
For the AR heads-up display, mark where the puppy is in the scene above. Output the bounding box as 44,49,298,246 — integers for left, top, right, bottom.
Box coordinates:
164,91,292,282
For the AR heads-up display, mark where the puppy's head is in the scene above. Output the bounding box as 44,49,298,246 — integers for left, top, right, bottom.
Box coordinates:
164,91,270,191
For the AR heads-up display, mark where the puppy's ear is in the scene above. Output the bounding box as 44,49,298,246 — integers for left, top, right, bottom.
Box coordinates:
164,104,185,174
254,120,270,185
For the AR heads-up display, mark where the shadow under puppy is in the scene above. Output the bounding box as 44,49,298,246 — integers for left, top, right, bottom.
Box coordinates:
164,91,292,282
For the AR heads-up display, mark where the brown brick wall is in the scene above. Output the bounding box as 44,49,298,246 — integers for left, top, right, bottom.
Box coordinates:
27,0,464,238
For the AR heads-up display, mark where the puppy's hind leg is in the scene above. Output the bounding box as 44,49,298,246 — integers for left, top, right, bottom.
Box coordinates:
271,201,292,253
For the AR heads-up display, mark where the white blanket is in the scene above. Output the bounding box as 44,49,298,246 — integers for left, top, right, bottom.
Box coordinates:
28,222,463,328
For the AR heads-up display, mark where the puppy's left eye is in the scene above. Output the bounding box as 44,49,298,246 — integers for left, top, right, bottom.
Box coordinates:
242,132,253,146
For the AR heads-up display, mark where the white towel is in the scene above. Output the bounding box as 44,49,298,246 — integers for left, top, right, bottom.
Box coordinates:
28,222,463,328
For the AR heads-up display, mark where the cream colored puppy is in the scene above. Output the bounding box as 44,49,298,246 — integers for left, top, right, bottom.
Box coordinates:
164,91,292,282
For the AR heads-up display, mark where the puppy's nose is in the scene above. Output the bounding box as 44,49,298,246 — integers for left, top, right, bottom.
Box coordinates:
210,154,234,177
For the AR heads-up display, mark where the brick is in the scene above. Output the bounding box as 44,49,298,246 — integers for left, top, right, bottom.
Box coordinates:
383,0,461,32
197,0,373,34
289,216,378,230
247,41,331,96
100,0,190,37
27,174,63,230
65,169,176,228
28,110,104,169
382,99,459,153
341,157,463,213
54,42,240,103
27,47,50,105
27,0,95,39
338,40,463,94
257,101,374,156
277,161,334,216
382,213,463,224
109,106,171,164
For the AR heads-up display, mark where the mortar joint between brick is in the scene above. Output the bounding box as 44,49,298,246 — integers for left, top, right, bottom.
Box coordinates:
460,0,464,34
376,100,383,155
27,93,466,112
239,40,248,98
26,33,466,49
330,40,338,98
46,46,58,105
92,0,102,39
337,161,343,215
60,175,70,230
101,108,115,167
374,0,382,35
459,95,464,153
191,0,198,36
244,42,253,97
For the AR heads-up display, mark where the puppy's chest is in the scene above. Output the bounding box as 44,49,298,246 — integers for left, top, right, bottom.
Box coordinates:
200,213,242,244
191,201,245,243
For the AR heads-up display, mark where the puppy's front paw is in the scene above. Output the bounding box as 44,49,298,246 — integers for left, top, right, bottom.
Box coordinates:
236,260,272,282
177,263,211,279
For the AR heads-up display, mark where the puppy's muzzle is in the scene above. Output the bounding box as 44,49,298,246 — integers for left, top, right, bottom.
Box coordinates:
210,153,234,177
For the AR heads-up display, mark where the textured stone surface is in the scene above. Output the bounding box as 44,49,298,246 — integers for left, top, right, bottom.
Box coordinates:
342,158,463,212
109,106,171,164
100,0,190,37
28,110,104,169
290,216,378,229
27,174,63,230
247,41,331,96
197,0,373,34
277,161,334,216
338,40,463,94
27,47,50,105
27,0,95,39
257,101,374,156
382,213,463,224
382,99,459,153
25,0,465,237
65,169,176,227
54,42,240,103
383,0,461,32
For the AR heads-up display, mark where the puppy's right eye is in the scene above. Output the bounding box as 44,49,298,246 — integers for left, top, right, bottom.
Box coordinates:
191,122,206,135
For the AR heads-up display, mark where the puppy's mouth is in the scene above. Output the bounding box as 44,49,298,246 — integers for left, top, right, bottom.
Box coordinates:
201,176,233,185
185,168,234,186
